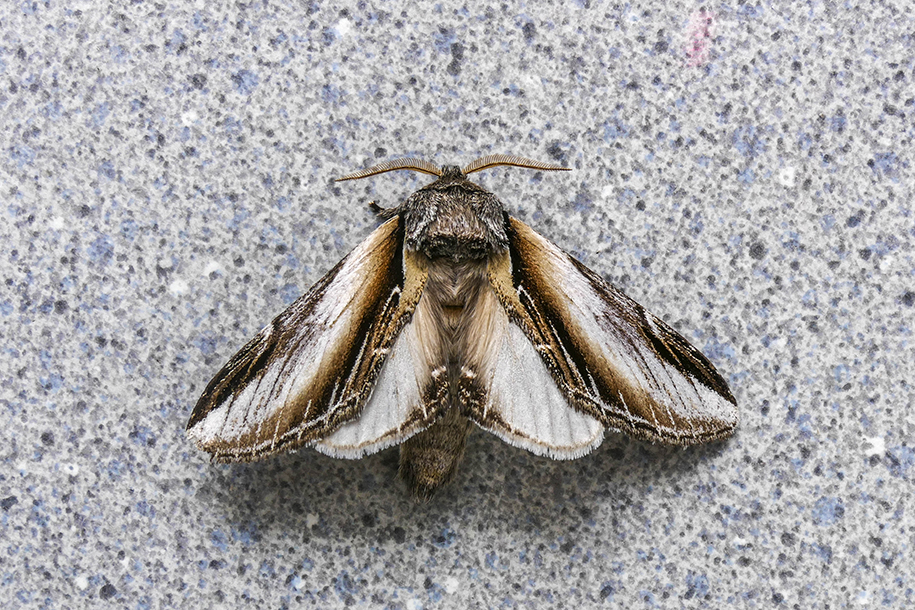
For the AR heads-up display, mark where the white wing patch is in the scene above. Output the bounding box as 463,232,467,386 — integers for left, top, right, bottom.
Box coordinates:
314,318,428,458
468,289,605,459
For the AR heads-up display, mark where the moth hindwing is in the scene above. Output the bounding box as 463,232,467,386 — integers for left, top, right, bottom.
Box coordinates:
187,154,737,500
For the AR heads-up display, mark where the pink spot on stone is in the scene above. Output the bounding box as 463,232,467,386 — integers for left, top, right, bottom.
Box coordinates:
685,10,716,67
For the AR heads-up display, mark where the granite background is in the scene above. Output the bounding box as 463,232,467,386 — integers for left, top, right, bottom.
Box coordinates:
1,0,913,608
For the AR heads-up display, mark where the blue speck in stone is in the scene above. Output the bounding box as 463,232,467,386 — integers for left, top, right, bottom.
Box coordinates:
431,528,455,548
130,426,156,447
10,144,36,167
784,399,798,423
603,118,629,142
321,84,343,106
106,460,125,481
333,571,359,596
223,116,243,135
280,283,301,305
42,100,63,120
169,30,187,53
820,214,836,230
485,552,498,569
737,167,755,185
886,446,914,478
136,501,156,518
811,497,845,526
227,208,250,230
732,125,766,158
93,102,110,128
810,543,833,563
193,333,218,356
120,219,138,241
870,152,898,177
829,115,846,132
639,589,657,606
428,586,443,603
210,529,229,552
684,571,709,599
572,188,593,212
432,28,456,55
193,11,208,31
833,364,849,382
0,301,11,315
231,521,260,545
97,160,116,181
274,196,290,211
232,70,259,96
39,373,63,392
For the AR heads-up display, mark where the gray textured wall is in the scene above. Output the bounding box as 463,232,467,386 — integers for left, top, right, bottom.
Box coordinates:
1,1,912,608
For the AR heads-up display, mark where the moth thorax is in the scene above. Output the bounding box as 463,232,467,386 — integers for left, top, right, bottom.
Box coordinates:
406,190,509,261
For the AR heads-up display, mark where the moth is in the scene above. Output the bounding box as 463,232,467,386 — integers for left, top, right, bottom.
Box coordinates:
187,154,737,500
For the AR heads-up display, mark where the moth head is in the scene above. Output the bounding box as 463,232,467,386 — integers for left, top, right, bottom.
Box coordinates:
336,154,570,185
337,155,571,260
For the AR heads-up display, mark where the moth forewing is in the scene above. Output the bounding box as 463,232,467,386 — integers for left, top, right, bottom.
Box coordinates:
186,217,431,460
490,217,738,445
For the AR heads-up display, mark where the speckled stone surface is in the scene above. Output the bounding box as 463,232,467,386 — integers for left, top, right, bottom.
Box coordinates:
2,1,913,608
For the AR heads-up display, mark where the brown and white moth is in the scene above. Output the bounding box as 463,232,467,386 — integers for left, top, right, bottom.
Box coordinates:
187,154,737,500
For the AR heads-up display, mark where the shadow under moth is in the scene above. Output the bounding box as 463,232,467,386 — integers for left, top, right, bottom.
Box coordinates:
187,154,737,500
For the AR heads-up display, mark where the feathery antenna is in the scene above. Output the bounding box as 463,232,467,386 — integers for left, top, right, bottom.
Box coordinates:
462,154,570,175
336,158,442,182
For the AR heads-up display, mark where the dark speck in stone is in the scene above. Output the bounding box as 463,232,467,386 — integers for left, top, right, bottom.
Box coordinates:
391,526,406,543
560,539,575,553
523,22,536,42
374,147,387,158
423,577,433,589
0,496,18,511
901,291,914,307
360,513,376,528
749,242,765,259
41,432,54,446
781,532,796,546
447,42,464,76
100,583,117,600
54,300,68,314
